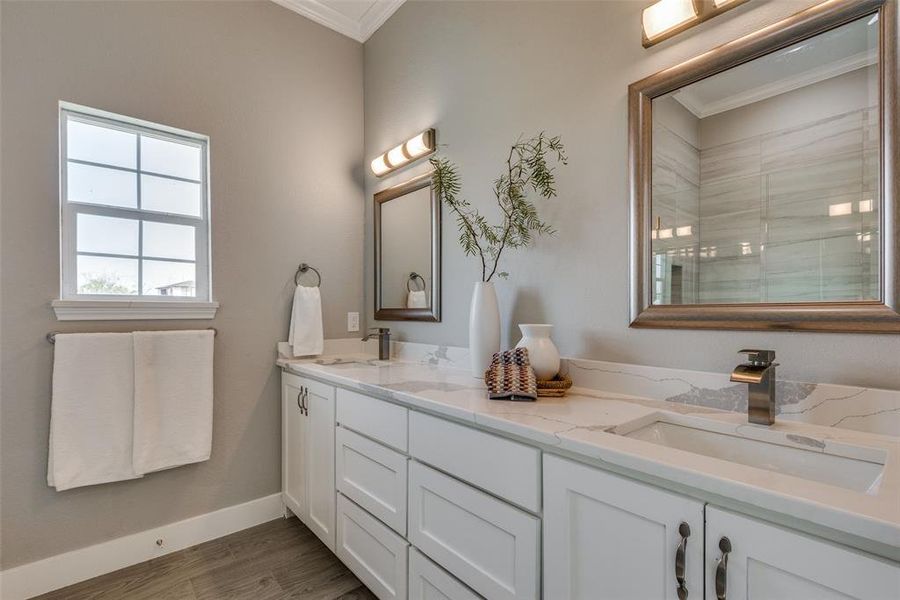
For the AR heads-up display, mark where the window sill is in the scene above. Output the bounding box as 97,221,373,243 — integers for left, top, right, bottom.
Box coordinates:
52,299,219,321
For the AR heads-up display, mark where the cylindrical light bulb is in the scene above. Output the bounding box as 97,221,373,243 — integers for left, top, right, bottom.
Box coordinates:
370,154,391,176
387,143,408,168
642,0,698,41
405,131,431,157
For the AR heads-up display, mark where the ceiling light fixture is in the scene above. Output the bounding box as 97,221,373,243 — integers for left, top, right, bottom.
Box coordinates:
642,0,749,48
370,129,436,177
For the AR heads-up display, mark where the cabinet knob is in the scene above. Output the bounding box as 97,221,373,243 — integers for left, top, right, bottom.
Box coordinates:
715,536,732,600
675,521,691,599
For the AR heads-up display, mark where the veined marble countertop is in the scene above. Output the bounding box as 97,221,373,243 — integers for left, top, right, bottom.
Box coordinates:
277,352,900,558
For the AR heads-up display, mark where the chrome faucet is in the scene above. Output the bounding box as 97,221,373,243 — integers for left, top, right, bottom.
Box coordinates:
730,349,778,425
362,327,391,360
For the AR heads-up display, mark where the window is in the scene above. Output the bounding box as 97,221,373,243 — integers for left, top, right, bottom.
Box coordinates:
55,103,216,320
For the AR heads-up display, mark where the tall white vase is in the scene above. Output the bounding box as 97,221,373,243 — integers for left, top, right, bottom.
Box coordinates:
469,281,501,377
515,324,560,380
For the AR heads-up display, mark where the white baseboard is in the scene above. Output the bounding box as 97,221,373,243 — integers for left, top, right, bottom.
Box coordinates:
0,492,283,600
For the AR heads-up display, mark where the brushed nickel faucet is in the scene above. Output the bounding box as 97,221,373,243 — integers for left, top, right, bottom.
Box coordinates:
730,349,778,425
362,327,391,360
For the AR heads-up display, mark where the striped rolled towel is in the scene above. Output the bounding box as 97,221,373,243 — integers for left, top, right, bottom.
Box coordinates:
484,347,538,401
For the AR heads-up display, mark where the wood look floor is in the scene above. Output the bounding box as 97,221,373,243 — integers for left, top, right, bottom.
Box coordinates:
32,517,376,600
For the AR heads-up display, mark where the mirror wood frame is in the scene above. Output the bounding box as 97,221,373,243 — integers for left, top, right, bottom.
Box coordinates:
628,0,899,333
374,172,442,322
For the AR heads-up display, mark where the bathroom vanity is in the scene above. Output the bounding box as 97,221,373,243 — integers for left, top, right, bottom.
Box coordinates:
278,353,900,600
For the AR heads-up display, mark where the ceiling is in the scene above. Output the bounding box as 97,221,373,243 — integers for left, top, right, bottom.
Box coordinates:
272,0,406,43
671,14,878,118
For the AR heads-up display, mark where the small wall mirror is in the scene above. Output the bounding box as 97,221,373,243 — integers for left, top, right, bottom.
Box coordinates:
629,0,898,332
374,173,441,321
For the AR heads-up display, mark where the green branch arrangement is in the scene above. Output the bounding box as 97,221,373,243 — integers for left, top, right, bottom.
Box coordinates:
430,132,567,282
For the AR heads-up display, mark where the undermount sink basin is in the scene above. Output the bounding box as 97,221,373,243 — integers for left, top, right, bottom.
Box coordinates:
616,415,886,494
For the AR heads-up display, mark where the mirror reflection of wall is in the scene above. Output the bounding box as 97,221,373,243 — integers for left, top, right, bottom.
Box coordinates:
651,14,880,305
380,186,432,309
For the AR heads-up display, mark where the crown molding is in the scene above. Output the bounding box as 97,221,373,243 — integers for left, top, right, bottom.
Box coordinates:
271,0,405,43
674,48,878,119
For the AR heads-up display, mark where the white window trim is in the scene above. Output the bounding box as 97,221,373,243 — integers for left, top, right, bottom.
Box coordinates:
54,101,217,320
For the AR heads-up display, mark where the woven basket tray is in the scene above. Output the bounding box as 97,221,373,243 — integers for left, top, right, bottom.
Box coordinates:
536,373,573,397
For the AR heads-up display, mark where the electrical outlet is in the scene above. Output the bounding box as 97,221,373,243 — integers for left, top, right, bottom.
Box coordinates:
347,312,360,332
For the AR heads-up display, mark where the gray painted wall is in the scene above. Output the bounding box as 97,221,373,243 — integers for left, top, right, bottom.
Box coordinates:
0,1,363,567
364,0,900,390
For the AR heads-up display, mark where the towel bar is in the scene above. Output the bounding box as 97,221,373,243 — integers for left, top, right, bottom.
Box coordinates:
46,328,218,344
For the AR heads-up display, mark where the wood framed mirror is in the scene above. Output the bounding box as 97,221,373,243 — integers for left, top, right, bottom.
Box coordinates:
629,0,898,332
374,173,441,322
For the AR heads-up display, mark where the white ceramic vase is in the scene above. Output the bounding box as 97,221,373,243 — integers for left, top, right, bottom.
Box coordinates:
515,324,560,380
469,281,501,377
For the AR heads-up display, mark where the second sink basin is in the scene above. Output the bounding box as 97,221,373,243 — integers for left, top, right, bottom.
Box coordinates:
615,414,886,494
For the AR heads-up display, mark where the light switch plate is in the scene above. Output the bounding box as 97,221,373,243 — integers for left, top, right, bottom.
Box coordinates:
347,312,360,332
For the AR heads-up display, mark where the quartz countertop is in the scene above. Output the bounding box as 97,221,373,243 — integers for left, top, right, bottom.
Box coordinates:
277,353,900,557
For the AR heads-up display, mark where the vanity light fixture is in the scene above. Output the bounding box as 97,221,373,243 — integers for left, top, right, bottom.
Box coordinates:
642,0,749,48
370,128,436,177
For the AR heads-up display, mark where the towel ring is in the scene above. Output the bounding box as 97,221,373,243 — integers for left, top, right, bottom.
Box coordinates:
294,263,322,287
407,272,426,292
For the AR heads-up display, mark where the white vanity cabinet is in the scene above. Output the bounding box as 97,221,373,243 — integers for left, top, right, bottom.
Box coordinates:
543,454,705,600
281,371,336,551
281,367,899,600
706,506,900,600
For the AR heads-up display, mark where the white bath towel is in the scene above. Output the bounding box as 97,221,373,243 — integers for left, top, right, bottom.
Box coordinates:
132,330,214,475
48,333,141,491
407,290,427,308
288,285,324,357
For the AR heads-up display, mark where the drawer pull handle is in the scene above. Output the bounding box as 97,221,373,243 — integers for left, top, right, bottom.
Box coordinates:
675,521,690,599
302,389,309,415
715,536,732,600
296,389,303,411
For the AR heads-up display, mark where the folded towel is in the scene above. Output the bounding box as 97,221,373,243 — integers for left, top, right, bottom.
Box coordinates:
132,330,214,475
49,333,142,490
407,290,427,308
289,285,324,357
484,348,538,401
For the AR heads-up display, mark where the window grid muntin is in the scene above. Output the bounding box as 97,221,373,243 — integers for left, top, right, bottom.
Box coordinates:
60,106,210,301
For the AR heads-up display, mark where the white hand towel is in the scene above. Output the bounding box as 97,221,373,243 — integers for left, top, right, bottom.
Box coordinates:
288,285,324,357
49,333,141,491
407,290,428,308
132,330,214,475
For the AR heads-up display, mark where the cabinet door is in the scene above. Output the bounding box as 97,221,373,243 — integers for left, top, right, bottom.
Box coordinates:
706,506,900,600
304,377,336,551
281,374,308,520
543,454,704,600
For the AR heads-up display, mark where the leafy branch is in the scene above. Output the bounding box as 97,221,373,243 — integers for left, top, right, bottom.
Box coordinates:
430,132,567,282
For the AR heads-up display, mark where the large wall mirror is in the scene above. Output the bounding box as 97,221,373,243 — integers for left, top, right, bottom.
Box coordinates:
629,0,898,332
374,173,441,321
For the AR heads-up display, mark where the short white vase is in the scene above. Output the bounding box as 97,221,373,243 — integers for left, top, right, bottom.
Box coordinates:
469,281,501,377
515,324,560,380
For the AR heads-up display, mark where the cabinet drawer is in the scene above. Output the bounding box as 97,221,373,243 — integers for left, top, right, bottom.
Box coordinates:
336,494,408,600
408,462,540,600
409,547,482,600
409,411,541,512
336,426,408,535
337,388,408,452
